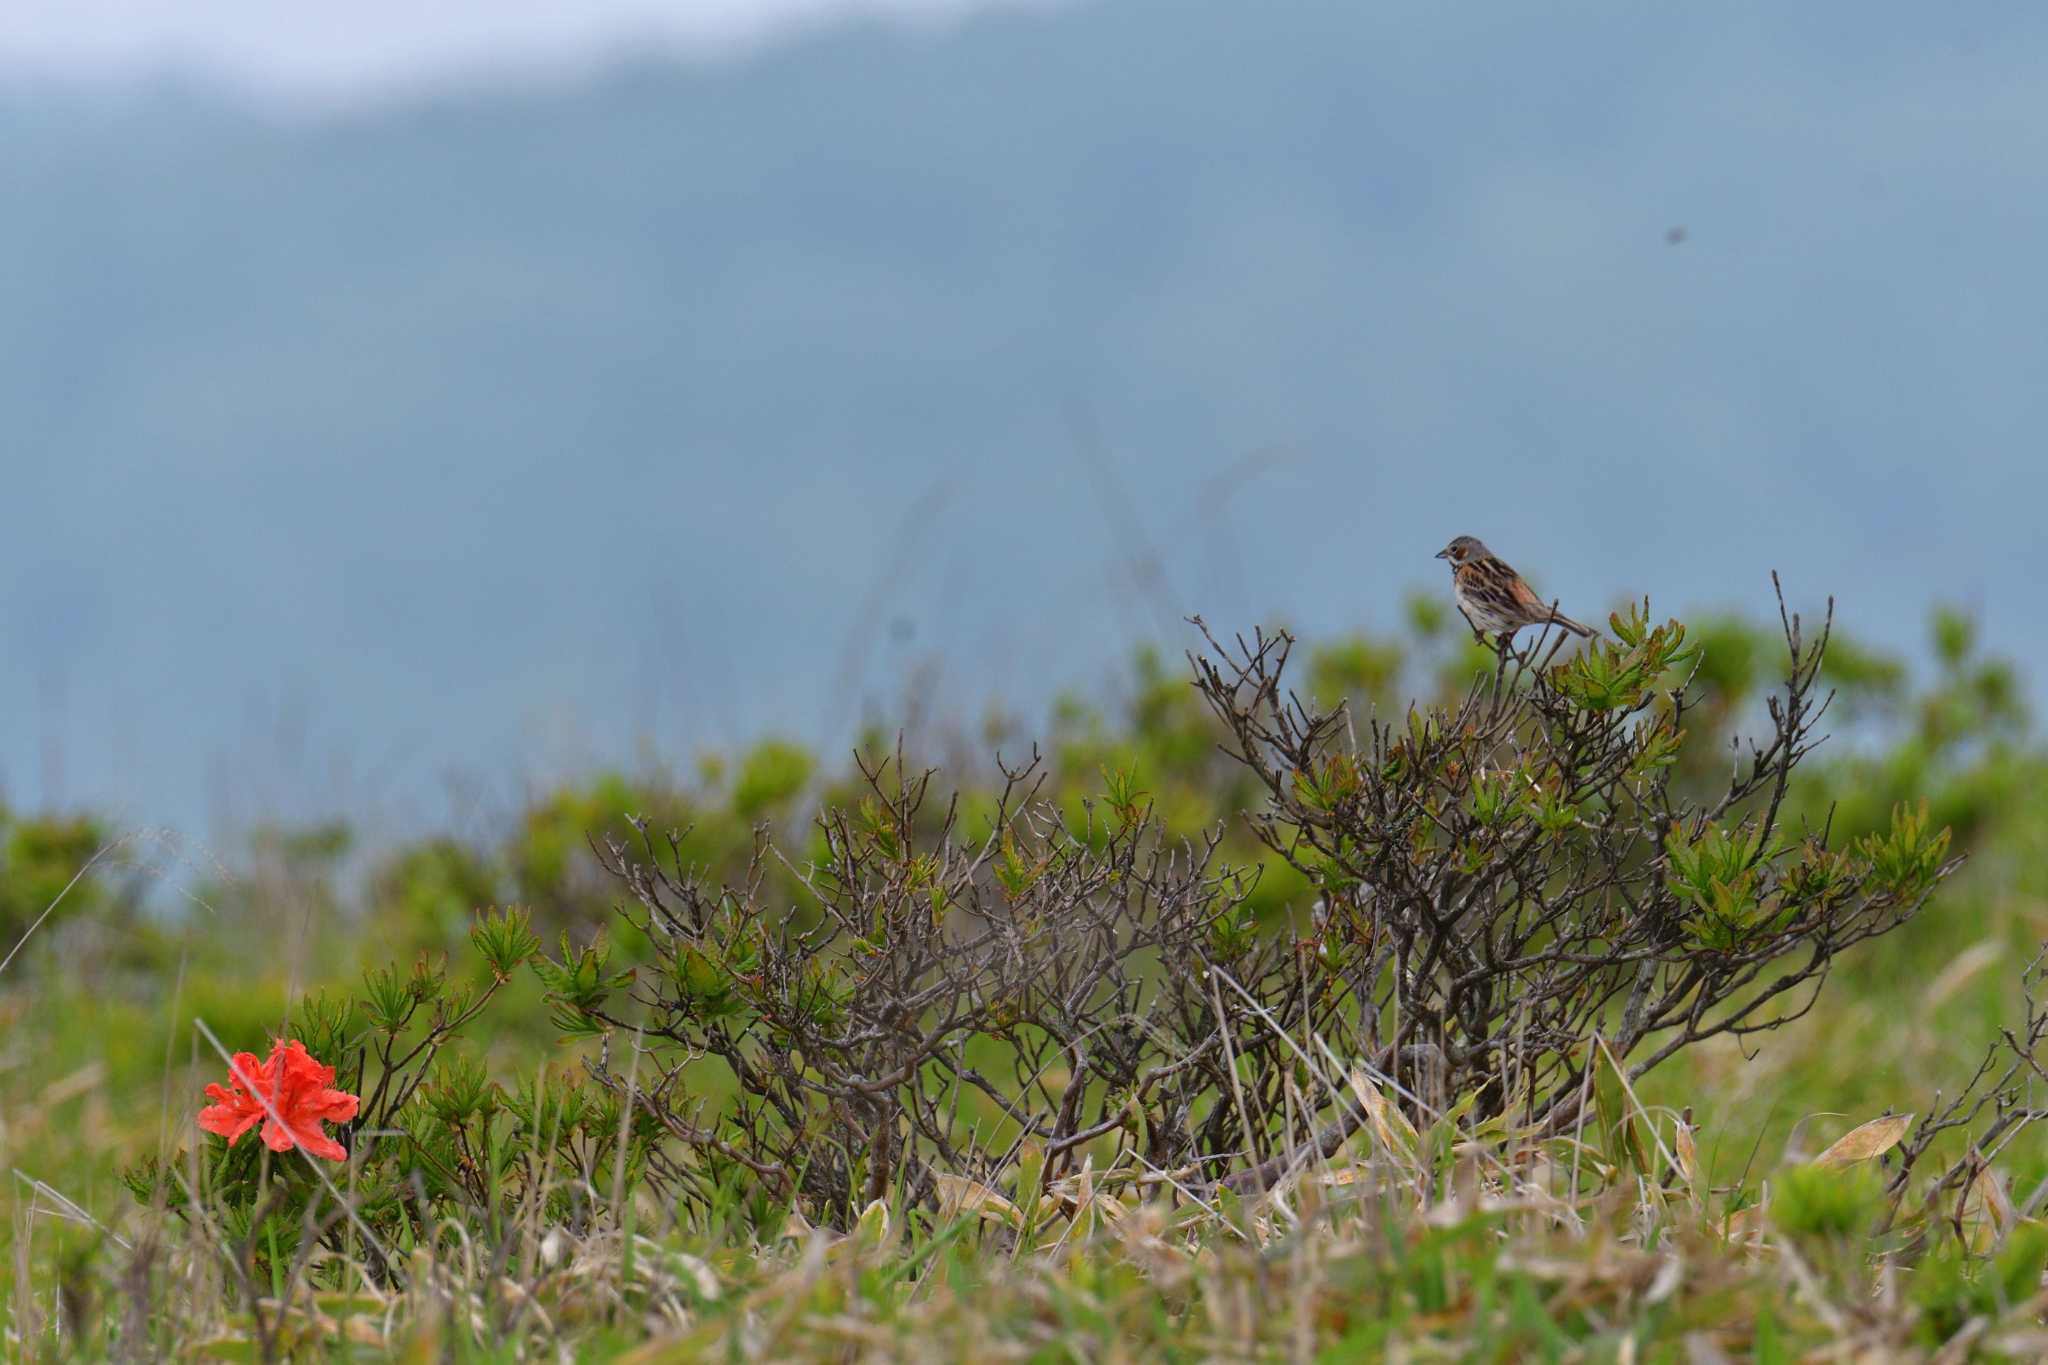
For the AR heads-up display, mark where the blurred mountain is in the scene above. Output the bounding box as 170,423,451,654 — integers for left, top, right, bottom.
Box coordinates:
3,0,2045,835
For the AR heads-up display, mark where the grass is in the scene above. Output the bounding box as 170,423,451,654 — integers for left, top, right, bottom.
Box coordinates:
7,864,2048,1361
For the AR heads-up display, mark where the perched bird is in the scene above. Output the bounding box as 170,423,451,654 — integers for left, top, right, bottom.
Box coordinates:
1435,536,1593,643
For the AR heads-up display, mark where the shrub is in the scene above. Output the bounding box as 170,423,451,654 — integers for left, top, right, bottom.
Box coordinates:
519,593,1959,1226
1183,593,1960,1149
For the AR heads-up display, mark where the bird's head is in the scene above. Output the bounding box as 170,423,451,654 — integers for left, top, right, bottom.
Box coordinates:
1436,535,1488,565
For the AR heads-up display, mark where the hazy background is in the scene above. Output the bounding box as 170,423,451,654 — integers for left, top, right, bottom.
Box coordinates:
3,0,2043,839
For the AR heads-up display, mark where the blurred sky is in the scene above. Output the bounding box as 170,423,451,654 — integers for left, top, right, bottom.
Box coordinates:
0,0,1050,101
3,0,2045,844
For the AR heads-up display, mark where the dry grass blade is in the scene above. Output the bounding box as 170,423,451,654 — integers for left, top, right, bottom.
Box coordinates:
0,835,131,979
12,1169,132,1251
1346,1068,1418,1162
1923,939,2005,1011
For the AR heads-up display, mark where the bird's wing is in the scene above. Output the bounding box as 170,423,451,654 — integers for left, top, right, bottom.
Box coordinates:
1505,572,1550,612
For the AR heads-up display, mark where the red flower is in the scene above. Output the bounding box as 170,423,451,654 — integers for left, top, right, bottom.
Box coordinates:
199,1039,360,1162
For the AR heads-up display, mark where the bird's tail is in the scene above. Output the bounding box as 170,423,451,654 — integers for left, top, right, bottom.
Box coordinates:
1549,611,1594,638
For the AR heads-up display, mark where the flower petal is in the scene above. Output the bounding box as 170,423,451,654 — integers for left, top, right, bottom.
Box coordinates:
198,1101,262,1145
303,1088,360,1124
291,1124,347,1162
261,1115,348,1161
273,1039,335,1087
197,1051,276,1146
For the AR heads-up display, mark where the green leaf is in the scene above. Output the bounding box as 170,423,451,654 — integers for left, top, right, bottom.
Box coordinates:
470,905,540,980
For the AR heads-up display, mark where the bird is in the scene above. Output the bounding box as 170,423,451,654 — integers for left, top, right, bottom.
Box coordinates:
1435,536,1593,644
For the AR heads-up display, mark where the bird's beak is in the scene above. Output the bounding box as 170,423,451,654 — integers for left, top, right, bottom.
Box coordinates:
1434,548,1450,560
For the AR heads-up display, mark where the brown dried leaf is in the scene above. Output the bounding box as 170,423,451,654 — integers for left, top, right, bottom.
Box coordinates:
1673,1120,1699,1188
341,1317,387,1349
1811,1113,1913,1169
1724,1203,1766,1246
931,1173,1024,1228
1973,1166,2015,1244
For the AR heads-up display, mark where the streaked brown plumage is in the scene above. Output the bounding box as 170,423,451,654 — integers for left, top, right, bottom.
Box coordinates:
1435,535,1593,642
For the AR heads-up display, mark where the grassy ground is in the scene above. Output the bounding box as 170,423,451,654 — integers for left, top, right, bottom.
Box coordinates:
6,616,2048,1360
6,856,2047,1360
